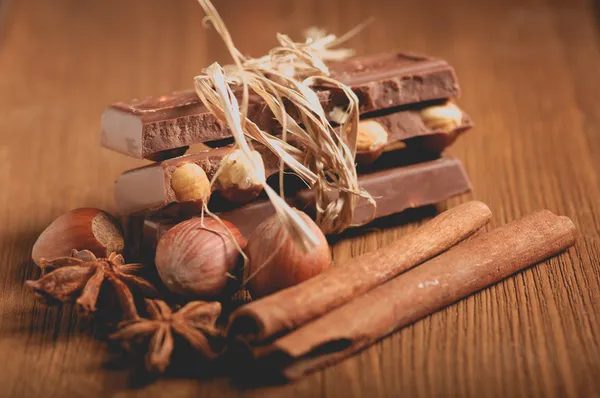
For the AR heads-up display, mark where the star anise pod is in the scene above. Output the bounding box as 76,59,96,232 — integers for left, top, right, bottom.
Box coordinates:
25,249,157,320
110,299,223,373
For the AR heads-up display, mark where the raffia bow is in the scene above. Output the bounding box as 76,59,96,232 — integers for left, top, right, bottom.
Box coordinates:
194,0,376,250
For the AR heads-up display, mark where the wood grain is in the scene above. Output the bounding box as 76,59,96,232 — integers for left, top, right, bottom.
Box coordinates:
0,0,598,397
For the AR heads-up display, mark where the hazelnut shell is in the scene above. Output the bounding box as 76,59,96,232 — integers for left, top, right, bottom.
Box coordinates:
155,218,247,298
32,208,124,265
245,210,332,298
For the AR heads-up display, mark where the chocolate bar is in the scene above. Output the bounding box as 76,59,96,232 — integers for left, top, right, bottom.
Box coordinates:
101,52,459,159
324,52,460,113
296,157,471,227
141,157,471,244
114,106,471,215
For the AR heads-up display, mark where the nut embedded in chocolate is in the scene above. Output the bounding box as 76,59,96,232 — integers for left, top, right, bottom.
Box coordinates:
171,163,211,203
420,102,463,132
355,120,389,164
217,149,266,204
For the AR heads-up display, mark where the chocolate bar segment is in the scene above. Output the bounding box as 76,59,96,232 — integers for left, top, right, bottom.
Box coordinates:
222,157,471,235
141,157,471,242
114,146,278,215
101,52,460,159
101,92,274,159
362,103,471,150
296,157,471,227
324,52,459,114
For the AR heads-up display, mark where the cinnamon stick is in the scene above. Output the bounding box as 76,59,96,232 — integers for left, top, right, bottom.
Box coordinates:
228,201,492,342
257,210,576,380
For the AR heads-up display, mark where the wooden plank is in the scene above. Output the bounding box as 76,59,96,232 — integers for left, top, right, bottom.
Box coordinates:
0,0,598,397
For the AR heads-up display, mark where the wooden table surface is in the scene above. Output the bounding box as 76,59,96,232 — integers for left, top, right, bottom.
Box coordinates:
1,0,599,397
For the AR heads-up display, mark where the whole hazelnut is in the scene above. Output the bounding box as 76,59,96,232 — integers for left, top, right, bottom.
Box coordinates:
420,102,463,132
170,163,211,203
355,120,389,164
32,208,124,266
155,218,246,298
217,149,265,204
245,210,332,298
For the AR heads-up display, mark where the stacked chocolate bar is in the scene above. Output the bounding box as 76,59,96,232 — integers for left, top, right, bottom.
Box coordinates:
102,52,472,246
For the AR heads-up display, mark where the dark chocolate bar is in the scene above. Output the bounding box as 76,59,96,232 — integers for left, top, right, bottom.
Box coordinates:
141,157,471,243
101,52,459,159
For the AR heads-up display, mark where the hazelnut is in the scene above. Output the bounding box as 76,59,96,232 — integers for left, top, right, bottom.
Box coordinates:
217,149,265,204
170,163,211,203
32,208,124,266
420,102,463,132
245,209,332,298
156,218,246,298
355,120,389,164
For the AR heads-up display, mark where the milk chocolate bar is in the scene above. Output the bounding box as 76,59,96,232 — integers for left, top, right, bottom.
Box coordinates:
324,52,460,113
141,157,471,243
101,52,459,159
